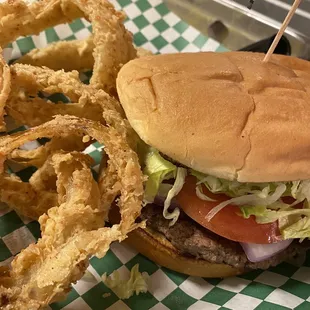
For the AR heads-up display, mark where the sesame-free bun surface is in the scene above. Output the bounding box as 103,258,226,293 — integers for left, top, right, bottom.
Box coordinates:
117,52,310,182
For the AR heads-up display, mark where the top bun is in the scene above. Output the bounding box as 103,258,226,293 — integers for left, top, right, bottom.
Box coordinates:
117,52,310,182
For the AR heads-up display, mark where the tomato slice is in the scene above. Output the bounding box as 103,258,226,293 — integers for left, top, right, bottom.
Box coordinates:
176,176,280,244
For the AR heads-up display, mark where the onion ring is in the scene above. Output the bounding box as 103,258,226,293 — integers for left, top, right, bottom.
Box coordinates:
0,115,144,309
17,36,95,72
0,48,10,131
0,172,57,219
7,63,138,163
8,64,122,126
0,1,145,308
17,37,152,71
0,115,144,224
10,133,86,167
0,0,137,95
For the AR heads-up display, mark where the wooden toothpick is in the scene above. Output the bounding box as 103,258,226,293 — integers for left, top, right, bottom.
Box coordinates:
263,0,302,63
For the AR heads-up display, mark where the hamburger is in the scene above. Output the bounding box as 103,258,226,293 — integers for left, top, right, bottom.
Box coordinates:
115,51,310,277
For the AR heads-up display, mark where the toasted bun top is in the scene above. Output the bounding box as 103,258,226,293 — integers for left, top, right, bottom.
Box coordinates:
117,52,310,182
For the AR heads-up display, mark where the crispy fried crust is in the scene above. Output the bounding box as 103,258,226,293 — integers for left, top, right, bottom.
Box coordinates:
17,37,152,73
0,0,137,95
0,116,144,309
0,1,145,308
8,64,123,126
17,36,95,72
6,64,138,166
0,49,10,131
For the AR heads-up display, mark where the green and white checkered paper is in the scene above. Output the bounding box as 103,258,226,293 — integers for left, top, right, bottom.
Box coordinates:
1,0,310,309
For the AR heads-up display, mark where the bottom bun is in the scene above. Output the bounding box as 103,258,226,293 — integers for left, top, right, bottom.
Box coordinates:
124,226,243,278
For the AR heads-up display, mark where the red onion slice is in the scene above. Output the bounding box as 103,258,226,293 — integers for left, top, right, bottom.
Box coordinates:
240,239,293,263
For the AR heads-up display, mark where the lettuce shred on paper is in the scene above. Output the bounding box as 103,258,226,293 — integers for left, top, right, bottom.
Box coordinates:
102,264,149,299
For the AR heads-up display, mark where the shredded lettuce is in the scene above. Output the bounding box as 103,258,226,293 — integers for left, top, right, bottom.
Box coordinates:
239,204,310,239
143,148,177,204
143,148,186,225
191,169,276,197
190,169,310,239
142,148,310,240
191,169,310,207
240,205,269,219
282,217,310,239
196,184,216,202
205,184,287,221
102,264,149,300
291,180,310,202
163,167,187,226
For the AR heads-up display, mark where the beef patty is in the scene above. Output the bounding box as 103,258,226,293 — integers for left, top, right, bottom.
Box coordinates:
141,204,309,270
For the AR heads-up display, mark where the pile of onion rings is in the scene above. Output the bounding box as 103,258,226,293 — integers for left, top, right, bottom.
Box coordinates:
0,116,144,309
0,0,148,308
0,0,137,95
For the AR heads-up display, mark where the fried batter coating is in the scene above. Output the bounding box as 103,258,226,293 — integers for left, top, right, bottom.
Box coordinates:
10,134,86,167
17,37,152,73
0,1,145,307
0,116,144,309
0,49,10,131
0,172,57,219
0,0,137,95
6,63,138,163
7,64,122,126
17,36,95,72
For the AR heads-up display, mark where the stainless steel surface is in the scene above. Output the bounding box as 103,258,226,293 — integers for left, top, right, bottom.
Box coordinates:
240,0,310,36
164,0,310,59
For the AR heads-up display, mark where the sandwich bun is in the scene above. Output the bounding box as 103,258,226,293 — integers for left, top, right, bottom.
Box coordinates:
117,52,310,183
